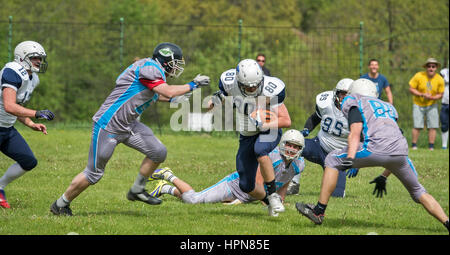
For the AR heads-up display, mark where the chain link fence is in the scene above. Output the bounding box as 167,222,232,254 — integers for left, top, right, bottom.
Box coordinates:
1,18,448,132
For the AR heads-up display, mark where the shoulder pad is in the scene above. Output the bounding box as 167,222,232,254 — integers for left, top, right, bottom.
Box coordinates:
219,69,237,93
4,62,28,81
262,76,285,97
315,90,334,110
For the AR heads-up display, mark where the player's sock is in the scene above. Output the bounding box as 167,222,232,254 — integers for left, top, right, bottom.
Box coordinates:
56,194,71,208
313,202,327,215
131,173,147,193
262,194,270,205
429,143,434,150
0,163,27,190
442,131,448,149
161,184,175,196
265,179,276,195
444,220,449,231
411,143,417,148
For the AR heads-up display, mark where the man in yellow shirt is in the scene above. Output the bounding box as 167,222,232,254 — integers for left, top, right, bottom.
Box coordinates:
408,58,445,150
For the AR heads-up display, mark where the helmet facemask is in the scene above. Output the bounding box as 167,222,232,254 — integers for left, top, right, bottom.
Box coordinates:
333,89,348,109
280,141,303,161
238,77,264,97
165,57,185,78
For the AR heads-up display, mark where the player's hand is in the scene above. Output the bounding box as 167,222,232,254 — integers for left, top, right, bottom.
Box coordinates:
369,175,387,198
189,74,210,91
30,123,48,135
169,92,192,103
249,110,268,131
338,157,354,171
35,109,55,121
301,128,310,137
346,168,359,178
211,90,226,105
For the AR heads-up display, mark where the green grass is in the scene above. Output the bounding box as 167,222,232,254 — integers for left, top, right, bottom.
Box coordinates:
0,126,448,235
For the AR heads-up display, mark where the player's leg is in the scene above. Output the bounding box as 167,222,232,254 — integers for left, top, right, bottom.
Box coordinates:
236,135,261,198
150,168,191,199
181,177,235,204
255,128,284,213
440,104,449,149
385,155,449,231
0,127,38,208
51,124,119,215
123,122,166,204
411,104,424,149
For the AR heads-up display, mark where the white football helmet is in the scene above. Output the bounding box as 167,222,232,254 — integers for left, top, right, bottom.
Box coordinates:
349,78,379,98
279,129,305,161
236,59,264,97
334,78,353,106
14,41,48,73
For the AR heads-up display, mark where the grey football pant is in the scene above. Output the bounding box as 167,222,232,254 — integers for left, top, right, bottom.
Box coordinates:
181,177,236,204
83,121,167,184
325,146,426,203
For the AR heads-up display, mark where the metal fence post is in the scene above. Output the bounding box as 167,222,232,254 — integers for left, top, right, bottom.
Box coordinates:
120,17,124,70
359,21,364,76
238,19,242,62
8,16,13,62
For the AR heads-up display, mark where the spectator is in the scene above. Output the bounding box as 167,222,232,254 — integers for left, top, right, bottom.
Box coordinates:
408,58,445,151
360,59,393,104
440,66,449,149
256,53,271,76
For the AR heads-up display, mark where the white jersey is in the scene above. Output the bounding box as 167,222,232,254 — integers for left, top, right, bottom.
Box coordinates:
219,68,286,136
315,90,349,153
0,62,39,128
440,68,449,105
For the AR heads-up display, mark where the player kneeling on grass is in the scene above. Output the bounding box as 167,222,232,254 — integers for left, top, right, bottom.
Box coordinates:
148,129,305,216
295,78,450,233
0,41,54,209
50,42,210,216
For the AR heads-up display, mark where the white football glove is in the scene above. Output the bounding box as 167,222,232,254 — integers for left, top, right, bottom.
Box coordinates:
193,74,210,87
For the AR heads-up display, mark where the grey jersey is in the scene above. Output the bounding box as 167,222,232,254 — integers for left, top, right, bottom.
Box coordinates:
0,62,39,128
341,94,408,156
219,68,286,136
227,147,305,202
92,58,163,133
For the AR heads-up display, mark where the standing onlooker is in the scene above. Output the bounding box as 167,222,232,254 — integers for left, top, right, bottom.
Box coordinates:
408,58,445,150
440,66,449,149
360,58,393,104
256,53,271,76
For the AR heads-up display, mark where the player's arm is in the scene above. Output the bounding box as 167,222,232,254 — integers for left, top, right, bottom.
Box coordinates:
143,74,210,99
17,116,47,134
277,183,289,202
346,106,363,159
302,105,322,136
2,87,37,118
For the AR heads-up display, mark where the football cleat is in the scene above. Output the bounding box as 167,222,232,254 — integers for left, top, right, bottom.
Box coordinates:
50,201,73,216
286,181,300,195
127,189,162,205
295,202,324,225
267,205,279,217
149,180,169,198
267,193,285,213
0,189,10,209
149,167,174,182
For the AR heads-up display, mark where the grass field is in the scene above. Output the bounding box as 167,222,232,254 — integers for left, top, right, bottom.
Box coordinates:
0,126,448,235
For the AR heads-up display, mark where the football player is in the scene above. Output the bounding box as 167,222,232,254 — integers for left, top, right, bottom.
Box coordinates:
149,129,305,216
287,78,355,197
0,41,54,209
208,59,291,215
295,79,449,233
50,42,210,216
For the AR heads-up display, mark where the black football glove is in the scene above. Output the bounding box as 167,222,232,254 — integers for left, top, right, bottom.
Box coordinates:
369,175,387,198
35,109,55,121
301,128,310,137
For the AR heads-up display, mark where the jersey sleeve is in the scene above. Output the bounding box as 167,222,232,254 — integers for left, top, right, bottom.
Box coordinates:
138,64,166,90
341,95,359,119
409,73,419,89
1,68,23,91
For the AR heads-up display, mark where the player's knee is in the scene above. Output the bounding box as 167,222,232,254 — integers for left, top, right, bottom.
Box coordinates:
239,179,255,194
181,190,200,204
83,167,104,184
441,123,449,132
149,144,167,163
411,189,427,203
19,156,38,171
